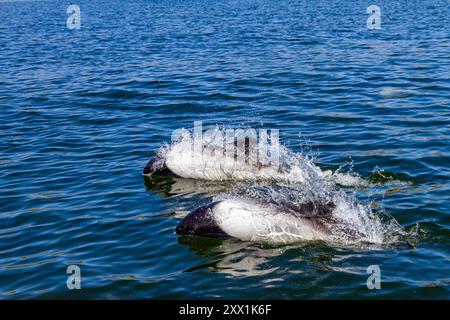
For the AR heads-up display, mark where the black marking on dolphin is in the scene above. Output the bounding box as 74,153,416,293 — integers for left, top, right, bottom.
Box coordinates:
278,200,336,218
176,202,229,238
143,157,180,177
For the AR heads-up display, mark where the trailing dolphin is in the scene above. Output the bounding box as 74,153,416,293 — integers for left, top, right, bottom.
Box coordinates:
143,137,369,186
143,137,319,184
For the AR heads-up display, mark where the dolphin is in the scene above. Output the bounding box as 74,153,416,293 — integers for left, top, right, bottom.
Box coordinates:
142,150,287,181
175,198,415,249
175,198,340,243
142,136,297,182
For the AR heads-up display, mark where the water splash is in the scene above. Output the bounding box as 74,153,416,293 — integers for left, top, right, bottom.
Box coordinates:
152,127,416,247
151,127,411,188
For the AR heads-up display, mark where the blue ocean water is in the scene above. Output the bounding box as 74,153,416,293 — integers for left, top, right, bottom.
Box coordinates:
0,0,449,299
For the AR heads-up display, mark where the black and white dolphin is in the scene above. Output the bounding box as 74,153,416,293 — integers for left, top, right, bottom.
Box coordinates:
142,137,309,182
176,198,414,248
176,198,340,243
143,151,290,182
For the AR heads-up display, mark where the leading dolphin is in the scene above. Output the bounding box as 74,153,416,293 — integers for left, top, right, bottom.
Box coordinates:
176,198,339,243
176,198,414,249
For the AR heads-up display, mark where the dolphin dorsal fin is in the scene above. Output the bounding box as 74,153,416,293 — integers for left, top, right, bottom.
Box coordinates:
282,200,336,218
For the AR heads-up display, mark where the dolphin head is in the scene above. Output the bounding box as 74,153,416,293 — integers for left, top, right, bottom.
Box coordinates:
176,202,228,237
143,157,177,176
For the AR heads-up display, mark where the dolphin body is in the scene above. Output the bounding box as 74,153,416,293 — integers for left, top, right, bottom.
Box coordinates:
175,198,415,249
143,153,288,182
176,198,339,243
142,137,303,182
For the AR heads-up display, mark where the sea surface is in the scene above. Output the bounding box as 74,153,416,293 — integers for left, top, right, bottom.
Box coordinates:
0,0,449,299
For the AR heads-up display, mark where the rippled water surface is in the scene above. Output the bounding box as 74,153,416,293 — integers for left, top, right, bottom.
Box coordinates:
1,0,449,299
